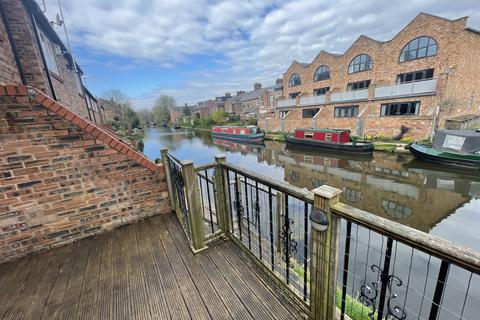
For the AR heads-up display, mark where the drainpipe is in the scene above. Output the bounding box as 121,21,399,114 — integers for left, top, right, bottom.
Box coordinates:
0,1,26,84
30,14,57,100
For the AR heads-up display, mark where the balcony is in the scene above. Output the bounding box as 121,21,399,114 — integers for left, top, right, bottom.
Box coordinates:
374,78,437,99
277,98,297,108
299,95,326,106
330,89,369,102
0,212,306,320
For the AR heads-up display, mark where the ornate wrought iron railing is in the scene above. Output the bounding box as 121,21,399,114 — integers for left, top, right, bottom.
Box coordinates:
222,163,314,304
166,153,192,242
195,163,220,239
160,150,480,319
330,202,480,320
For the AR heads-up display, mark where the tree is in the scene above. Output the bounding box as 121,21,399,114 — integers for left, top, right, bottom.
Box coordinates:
183,106,192,116
101,89,139,131
152,95,176,124
211,110,228,124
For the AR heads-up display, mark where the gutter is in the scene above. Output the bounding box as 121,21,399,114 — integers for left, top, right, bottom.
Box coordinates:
0,1,26,84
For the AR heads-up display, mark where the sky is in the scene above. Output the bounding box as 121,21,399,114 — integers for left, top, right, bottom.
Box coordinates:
41,0,480,110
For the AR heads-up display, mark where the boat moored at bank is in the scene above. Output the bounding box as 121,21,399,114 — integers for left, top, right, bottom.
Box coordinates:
211,125,264,143
409,130,480,170
286,128,374,154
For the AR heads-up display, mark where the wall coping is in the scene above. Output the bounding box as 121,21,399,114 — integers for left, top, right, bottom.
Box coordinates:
0,84,161,173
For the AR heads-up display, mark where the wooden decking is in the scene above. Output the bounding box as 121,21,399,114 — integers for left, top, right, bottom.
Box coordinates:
0,213,308,320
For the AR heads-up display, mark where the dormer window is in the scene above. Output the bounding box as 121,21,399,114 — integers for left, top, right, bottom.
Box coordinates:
348,54,372,74
314,65,330,81
399,37,437,62
288,73,301,87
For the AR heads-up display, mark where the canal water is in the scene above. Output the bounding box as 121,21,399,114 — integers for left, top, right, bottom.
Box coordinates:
143,127,480,319
143,127,480,250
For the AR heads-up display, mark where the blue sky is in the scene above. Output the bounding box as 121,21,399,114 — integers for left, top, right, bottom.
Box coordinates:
42,0,480,109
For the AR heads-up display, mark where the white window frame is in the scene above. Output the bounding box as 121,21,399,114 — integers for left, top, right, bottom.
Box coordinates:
37,28,59,75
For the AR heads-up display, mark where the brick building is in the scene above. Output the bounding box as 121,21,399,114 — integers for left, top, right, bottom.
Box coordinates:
0,0,104,123
259,13,480,139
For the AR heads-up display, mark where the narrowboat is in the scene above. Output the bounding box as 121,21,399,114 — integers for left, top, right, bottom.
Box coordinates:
211,125,264,143
409,130,480,170
286,128,374,154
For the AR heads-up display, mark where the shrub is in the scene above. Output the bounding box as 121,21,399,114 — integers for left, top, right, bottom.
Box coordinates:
393,125,410,140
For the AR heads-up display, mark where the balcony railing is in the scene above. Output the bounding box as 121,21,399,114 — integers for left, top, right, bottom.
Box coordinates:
277,98,297,108
374,78,437,99
162,151,480,320
330,89,369,102
299,95,326,106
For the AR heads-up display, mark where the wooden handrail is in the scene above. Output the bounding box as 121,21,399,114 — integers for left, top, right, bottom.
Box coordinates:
222,160,480,274
332,202,480,274
221,162,314,203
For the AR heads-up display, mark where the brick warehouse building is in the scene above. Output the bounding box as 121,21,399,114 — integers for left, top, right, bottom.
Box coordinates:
259,13,480,140
0,0,104,123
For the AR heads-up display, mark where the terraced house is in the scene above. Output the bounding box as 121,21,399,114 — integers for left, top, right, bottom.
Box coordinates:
0,0,104,123
259,13,480,140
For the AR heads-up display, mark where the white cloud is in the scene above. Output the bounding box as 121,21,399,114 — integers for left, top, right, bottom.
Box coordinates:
42,0,480,108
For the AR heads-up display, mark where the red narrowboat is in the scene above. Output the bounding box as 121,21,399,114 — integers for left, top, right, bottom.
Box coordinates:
286,128,374,154
211,126,264,143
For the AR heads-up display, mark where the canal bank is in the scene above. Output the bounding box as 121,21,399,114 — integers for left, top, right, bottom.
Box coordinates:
181,125,410,153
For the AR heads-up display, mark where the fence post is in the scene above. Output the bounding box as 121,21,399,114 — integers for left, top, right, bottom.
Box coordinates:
182,160,207,253
160,148,175,211
214,154,230,235
310,185,342,320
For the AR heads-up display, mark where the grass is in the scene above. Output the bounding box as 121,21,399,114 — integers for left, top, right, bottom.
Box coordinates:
373,143,398,153
335,288,377,320
290,258,375,320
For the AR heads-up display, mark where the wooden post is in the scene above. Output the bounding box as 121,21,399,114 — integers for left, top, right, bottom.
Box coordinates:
214,154,230,235
181,160,207,253
160,148,175,211
310,185,342,320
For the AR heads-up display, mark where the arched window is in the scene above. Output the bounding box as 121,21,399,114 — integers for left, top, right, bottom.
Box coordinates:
314,65,330,81
348,54,372,74
288,73,301,86
399,36,437,62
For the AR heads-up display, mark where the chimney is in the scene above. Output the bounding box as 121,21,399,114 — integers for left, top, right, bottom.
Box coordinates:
236,91,245,96
185,103,187,106
225,92,231,97
254,82,262,90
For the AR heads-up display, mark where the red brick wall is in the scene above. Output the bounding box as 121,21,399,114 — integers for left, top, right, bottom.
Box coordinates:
263,13,480,140
0,3,21,84
0,85,170,263
1,0,49,93
2,0,90,119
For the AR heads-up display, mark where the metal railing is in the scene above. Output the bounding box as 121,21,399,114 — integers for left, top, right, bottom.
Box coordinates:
329,201,480,320
165,153,192,242
161,151,480,319
195,163,220,239
222,162,314,303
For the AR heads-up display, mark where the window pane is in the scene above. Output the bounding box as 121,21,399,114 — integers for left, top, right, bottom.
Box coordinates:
408,38,419,50
417,47,427,58
418,37,429,48
428,44,437,56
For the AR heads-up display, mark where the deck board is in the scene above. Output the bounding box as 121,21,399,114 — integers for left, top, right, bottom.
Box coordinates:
0,212,308,320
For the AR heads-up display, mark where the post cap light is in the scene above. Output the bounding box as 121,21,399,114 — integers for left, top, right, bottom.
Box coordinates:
310,208,329,232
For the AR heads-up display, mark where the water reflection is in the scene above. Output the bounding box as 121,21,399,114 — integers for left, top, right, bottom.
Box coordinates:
143,127,480,250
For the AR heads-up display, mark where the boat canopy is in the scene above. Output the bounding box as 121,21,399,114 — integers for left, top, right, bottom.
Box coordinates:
433,130,480,153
